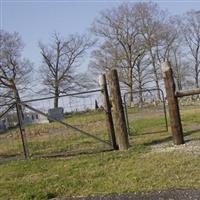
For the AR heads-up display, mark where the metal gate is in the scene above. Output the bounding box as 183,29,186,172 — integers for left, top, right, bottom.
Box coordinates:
0,103,24,161
0,89,113,161
123,88,168,135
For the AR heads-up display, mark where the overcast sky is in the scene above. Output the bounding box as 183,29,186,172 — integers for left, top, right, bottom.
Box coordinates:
1,0,200,73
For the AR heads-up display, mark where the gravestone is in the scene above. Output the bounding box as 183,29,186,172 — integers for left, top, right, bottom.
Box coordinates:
48,107,64,122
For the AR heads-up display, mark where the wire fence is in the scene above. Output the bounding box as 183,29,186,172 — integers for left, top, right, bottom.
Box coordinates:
123,88,200,139
123,88,168,136
178,95,200,135
1,85,199,162
0,89,112,162
0,104,23,161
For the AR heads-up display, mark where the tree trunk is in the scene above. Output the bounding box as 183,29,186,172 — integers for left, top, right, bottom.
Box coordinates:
138,85,143,107
54,86,59,108
195,63,199,88
138,63,143,107
153,65,161,100
154,73,161,100
194,44,199,88
150,50,161,100
127,67,133,107
177,76,182,91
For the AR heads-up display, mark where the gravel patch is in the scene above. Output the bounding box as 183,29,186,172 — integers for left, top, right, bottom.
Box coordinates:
151,136,200,156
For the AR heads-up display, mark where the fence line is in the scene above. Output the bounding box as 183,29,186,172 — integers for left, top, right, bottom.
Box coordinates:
0,89,102,107
20,102,112,147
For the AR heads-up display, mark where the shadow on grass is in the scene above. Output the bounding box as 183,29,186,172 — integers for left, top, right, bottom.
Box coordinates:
142,128,200,147
143,136,173,146
130,129,167,136
184,128,200,136
0,147,114,164
32,147,113,159
0,154,22,164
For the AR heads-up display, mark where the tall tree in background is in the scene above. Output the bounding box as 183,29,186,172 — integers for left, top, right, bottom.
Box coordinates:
91,3,144,105
134,2,170,100
132,52,152,105
170,45,190,90
39,33,93,108
165,18,190,90
90,41,122,74
154,16,188,90
90,40,129,88
90,2,178,104
155,17,178,63
181,11,200,88
0,30,33,105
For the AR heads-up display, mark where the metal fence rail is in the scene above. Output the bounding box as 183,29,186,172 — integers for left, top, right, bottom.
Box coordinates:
0,88,113,161
0,104,23,161
123,88,168,135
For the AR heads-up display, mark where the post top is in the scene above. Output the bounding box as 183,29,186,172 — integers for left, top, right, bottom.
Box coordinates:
161,62,170,72
98,74,105,87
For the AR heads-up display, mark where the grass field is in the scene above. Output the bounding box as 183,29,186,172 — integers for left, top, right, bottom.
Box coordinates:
0,106,199,199
0,110,108,157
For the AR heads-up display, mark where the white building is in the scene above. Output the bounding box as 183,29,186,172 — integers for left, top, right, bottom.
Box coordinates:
22,112,49,125
0,112,49,132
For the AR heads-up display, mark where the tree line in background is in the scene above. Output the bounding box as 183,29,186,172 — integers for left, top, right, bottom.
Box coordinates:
0,2,200,108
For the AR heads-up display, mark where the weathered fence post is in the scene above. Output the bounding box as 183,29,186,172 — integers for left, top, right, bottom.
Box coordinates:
15,91,29,159
108,69,129,150
99,74,118,150
161,61,184,145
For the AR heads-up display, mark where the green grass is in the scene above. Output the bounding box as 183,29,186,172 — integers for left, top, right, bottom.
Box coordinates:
0,110,108,157
0,107,200,199
129,116,166,134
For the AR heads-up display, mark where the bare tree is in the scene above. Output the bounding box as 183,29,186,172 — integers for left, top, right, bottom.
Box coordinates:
155,17,179,63
170,44,190,90
132,53,153,105
89,40,126,87
0,30,33,106
134,2,170,100
91,3,144,105
90,41,121,74
181,10,200,88
39,33,94,108
154,17,185,90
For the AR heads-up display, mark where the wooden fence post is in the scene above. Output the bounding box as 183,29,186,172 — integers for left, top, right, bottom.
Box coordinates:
161,61,184,145
99,74,118,150
108,69,129,150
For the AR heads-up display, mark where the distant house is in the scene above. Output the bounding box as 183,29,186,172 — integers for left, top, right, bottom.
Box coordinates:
0,115,18,132
3,114,18,129
0,111,49,131
22,112,49,125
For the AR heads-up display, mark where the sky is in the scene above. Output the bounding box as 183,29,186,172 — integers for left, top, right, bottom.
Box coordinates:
1,0,200,73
